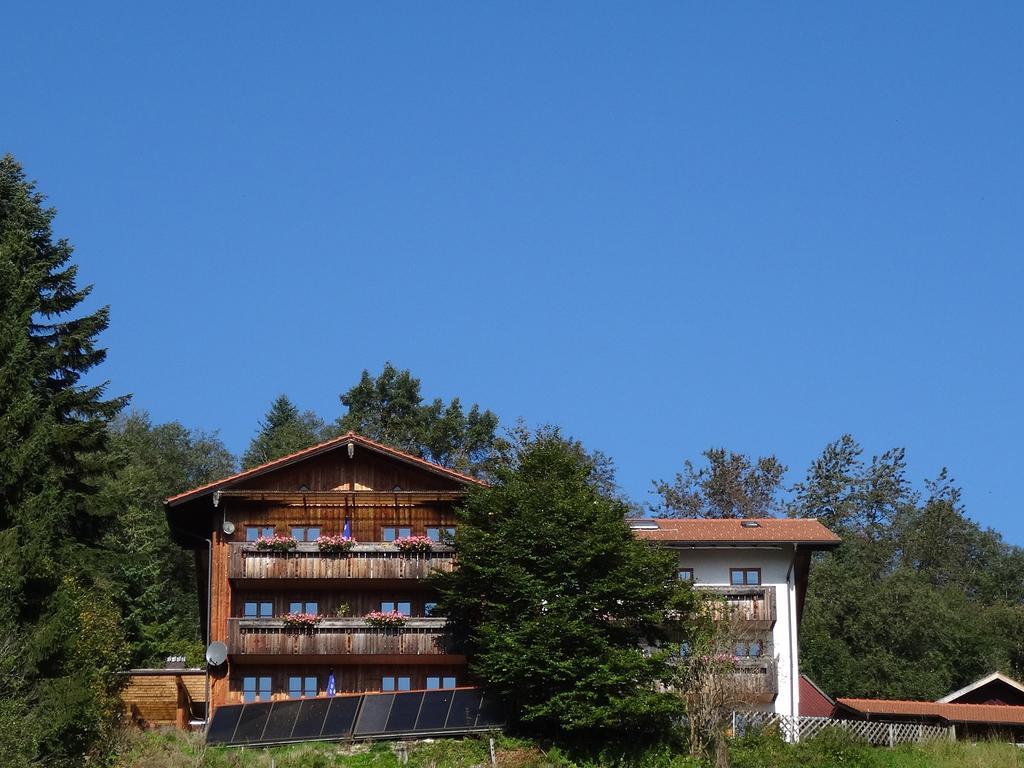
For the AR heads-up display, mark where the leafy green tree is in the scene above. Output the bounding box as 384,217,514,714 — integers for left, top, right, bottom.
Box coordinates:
242,394,326,469
432,427,693,740
336,363,503,477
0,154,128,766
100,412,235,666
795,436,1024,700
653,448,787,518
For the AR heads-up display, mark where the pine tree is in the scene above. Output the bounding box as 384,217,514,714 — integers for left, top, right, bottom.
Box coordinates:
242,394,326,469
336,363,503,478
0,154,128,766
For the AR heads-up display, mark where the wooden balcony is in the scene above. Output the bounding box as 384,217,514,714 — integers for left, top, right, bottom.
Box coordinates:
228,543,456,583
731,658,778,702
226,618,455,661
697,585,776,630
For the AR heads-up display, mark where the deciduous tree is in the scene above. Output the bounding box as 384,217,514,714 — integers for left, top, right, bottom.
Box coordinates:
432,427,694,740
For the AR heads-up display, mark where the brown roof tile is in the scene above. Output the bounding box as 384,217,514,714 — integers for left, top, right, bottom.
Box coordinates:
837,698,1024,726
631,518,840,545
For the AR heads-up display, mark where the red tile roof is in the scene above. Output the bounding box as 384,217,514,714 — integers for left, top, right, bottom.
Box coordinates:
631,518,840,545
837,698,1024,726
166,431,485,506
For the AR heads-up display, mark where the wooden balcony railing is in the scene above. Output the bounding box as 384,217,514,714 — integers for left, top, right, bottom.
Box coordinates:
731,658,778,701
226,617,452,658
228,543,456,581
697,585,777,629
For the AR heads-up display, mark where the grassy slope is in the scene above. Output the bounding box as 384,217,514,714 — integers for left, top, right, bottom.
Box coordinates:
111,730,1023,768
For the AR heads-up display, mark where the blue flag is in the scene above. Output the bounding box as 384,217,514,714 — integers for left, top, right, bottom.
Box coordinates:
342,518,351,538
327,671,336,696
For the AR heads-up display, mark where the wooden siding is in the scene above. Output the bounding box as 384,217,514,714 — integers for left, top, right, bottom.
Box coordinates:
229,543,455,582
122,672,206,728
230,590,442,618
225,663,468,702
233,446,462,493
225,501,459,543
227,618,454,658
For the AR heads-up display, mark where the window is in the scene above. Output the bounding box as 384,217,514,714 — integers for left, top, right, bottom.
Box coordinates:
242,676,272,702
246,526,274,541
289,601,318,615
382,527,412,542
677,568,694,582
288,676,318,699
381,676,411,692
426,527,456,543
290,526,321,542
423,602,437,616
243,601,273,618
380,601,411,616
734,641,764,658
730,568,761,586
426,676,457,689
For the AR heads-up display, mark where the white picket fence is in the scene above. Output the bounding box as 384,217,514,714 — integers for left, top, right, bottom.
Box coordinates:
735,712,955,746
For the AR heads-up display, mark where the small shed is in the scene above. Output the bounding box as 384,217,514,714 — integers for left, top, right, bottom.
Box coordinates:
938,672,1024,706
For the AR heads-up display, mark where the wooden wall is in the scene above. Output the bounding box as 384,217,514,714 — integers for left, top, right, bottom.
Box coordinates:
225,663,468,702
231,590,440,618
122,672,205,728
234,446,462,493
225,501,459,543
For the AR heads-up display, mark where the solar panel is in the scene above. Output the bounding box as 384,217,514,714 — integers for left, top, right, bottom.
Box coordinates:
415,690,454,731
354,693,394,735
262,701,301,741
289,697,332,740
385,691,423,733
445,689,482,729
205,687,501,746
205,704,243,744
321,695,360,738
233,702,272,743
476,694,504,728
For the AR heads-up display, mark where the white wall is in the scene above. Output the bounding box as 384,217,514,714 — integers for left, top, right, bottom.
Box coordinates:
672,546,799,718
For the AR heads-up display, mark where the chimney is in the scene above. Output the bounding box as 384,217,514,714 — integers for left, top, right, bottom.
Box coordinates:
164,655,186,670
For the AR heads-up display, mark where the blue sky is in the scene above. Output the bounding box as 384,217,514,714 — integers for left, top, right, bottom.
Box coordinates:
5,4,1023,540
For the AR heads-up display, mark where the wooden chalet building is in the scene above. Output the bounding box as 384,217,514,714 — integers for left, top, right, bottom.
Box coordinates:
165,432,481,721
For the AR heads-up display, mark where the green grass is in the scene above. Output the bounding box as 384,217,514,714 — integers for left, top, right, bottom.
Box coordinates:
109,728,1024,768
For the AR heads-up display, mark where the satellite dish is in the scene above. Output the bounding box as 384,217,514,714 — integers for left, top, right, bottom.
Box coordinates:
205,641,228,667
222,520,236,535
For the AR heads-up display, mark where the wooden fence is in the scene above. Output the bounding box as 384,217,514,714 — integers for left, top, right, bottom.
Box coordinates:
736,711,954,745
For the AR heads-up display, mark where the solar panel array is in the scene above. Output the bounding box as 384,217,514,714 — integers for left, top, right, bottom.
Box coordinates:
206,688,503,746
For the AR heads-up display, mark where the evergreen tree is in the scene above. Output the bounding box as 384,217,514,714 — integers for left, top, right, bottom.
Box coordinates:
653,448,787,518
0,154,128,766
100,412,235,666
242,394,326,469
336,363,503,478
432,427,693,740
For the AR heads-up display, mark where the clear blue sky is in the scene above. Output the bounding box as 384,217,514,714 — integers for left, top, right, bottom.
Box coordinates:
5,4,1023,540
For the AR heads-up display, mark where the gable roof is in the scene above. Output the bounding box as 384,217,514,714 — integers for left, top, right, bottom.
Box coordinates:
629,518,840,546
938,672,1024,704
166,431,485,507
837,697,1024,726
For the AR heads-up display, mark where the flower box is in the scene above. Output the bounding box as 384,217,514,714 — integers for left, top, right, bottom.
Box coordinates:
253,534,298,553
282,612,321,630
392,535,434,555
364,610,407,629
316,535,357,555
